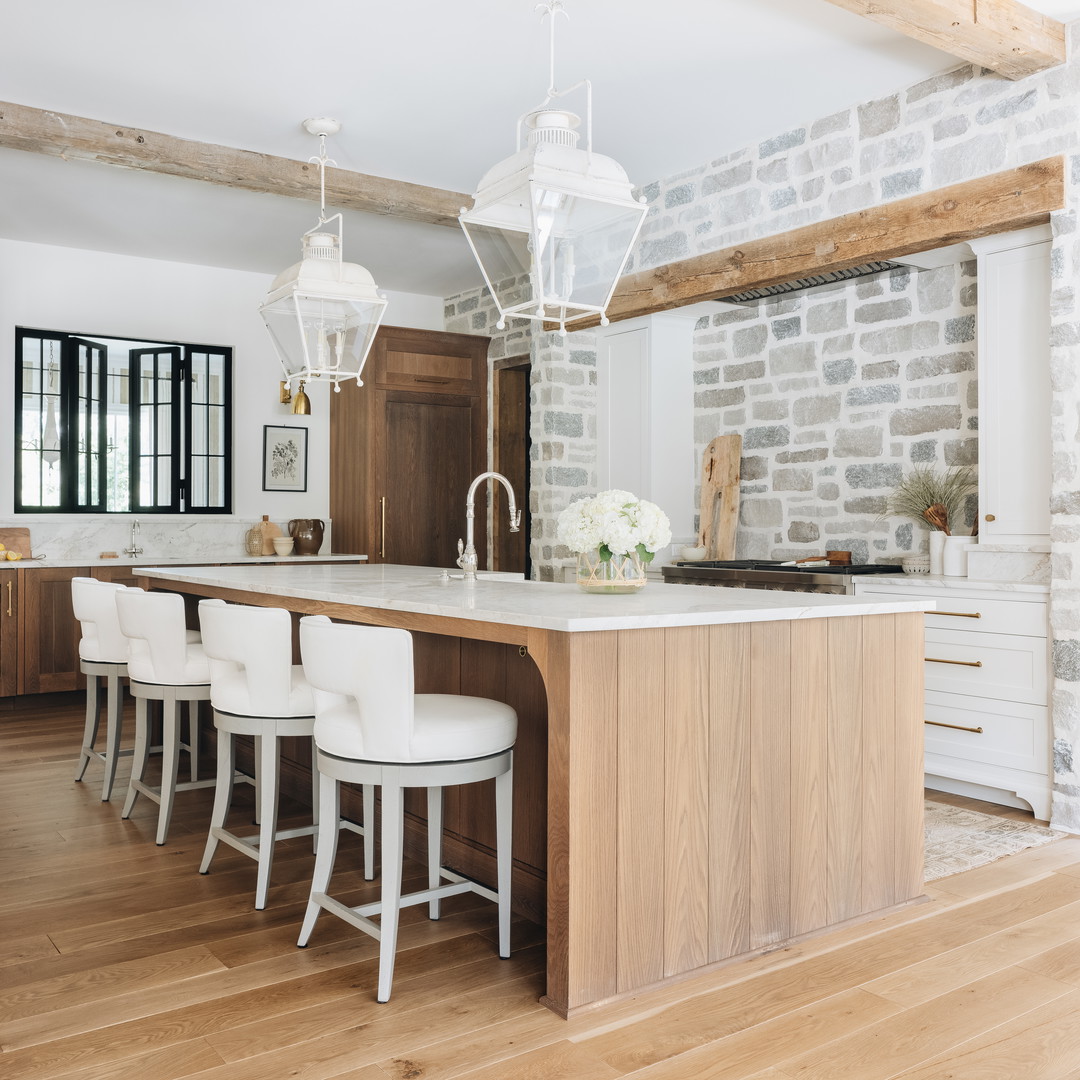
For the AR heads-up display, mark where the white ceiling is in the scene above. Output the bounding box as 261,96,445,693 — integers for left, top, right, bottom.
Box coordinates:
2,0,1078,297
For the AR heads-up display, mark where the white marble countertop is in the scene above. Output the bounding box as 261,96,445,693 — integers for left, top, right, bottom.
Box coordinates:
139,562,931,633
9,554,367,570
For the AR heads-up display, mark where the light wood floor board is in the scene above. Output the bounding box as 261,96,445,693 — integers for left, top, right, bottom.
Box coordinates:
7,694,1080,1080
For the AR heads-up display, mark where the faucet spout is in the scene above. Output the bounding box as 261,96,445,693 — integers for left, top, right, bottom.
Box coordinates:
456,471,521,581
124,519,143,559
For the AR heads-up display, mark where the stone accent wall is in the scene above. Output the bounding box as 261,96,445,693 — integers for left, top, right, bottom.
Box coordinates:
693,262,978,564
447,27,1080,828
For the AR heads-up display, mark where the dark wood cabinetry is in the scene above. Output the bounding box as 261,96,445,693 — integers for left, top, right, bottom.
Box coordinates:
331,326,489,566
19,566,88,694
0,569,17,697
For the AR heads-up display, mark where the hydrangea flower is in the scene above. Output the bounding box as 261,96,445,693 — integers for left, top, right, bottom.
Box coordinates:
556,489,672,564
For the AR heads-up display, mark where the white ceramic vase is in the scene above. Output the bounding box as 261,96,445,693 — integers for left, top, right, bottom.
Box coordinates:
928,530,946,576
942,535,969,577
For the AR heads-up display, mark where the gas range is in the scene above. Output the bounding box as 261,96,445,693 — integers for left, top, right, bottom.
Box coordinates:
661,559,902,595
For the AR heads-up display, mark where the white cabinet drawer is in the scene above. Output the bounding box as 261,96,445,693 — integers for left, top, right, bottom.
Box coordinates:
924,691,1049,774
856,587,1047,637
924,627,1047,705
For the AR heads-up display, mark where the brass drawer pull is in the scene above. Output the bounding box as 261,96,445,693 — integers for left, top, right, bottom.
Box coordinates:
5,580,11,617
380,496,387,560
926,610,982,619
926,719,984,734
926,657,983,668
413,375,452,384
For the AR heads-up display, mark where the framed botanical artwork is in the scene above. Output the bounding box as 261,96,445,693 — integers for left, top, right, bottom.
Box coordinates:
262,425,308,492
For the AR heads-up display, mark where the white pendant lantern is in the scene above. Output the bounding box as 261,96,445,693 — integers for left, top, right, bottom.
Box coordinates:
459,3,646,333
260,119,387,393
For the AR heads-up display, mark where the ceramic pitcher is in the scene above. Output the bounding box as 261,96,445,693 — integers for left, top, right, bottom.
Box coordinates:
288,518,324,556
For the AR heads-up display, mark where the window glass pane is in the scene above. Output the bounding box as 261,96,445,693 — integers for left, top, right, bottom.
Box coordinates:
140,405,155,455
106,411,129,512
157,403,172,454
191,352,208,405
209,459,224,507
209,405,224,456
190,458,207,507
209,354,226,404
191,405,207,455
157,458,172,505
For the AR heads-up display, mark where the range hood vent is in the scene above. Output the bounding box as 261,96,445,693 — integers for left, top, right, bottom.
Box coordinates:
715,261,905,305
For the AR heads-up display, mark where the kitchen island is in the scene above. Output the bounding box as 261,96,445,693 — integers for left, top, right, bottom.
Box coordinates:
139,562,928,1017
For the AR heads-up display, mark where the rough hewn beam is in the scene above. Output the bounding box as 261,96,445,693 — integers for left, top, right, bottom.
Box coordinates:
576,157,1063,329
0,100,469,227
823,0,1066,80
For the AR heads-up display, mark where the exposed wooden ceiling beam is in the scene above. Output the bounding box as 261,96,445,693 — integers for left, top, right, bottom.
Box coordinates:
822,0,1066,80
571,157,1063,329
0,100,470,228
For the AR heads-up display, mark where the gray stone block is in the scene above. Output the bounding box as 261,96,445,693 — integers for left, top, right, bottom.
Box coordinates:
801,176,825,202
845,463,903,489
858,95,901,138
860,322,941,355
906,351,975,380
889,405,963,436
543,411,583,437
773,468,813,491
916,267,956,313
788,521,820,543
811,110,851,139
664,183,696,208
828,181,875,216
733,324,768,357
714,187,764,227
742,455,769,481
945,315,976,344
760,128,806,158
769,187,797,210
758,159,789,183
862,360,900,380
770,341,818,375
834,426,884,457
694,367,720,385
895,522,913,550
823,358,856,384
807,300,847,334
823,334,856,355
639,232,690,268
976,89,1038,125
545,466,588,487
855,299,912,324
860,132,925,173
845,496,888,515
818,482,840,500
777,448,829,463
931,133,1007,186
696,386,747,409
847,384,901,406
793,393,842,426
752,399,790,421
702,160,753,195
724,360,767,382
881,169,924,199
772,316,802,340
907,66,974,103
1054,639,1080,682
743,425,791,450
933,115,970,141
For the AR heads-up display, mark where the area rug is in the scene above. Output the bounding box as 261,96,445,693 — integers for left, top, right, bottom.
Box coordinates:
924,802,1058,882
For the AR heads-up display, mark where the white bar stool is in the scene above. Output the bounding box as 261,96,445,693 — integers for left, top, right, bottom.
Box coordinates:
296,615,516,1003
197,599,370,909
117,588,215,844
71,577,130,801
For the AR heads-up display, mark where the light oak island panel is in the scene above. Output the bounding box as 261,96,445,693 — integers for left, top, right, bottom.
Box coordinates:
139,564,925,1017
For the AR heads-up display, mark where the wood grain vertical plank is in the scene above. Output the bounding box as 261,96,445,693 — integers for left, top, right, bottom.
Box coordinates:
827,616,864,923
861,614,896,911
708,622,751,961
790,619,829,937
555,629,621,1010
894,612,927,902
663,625,710,977
749,620,791,949
617,627,667,992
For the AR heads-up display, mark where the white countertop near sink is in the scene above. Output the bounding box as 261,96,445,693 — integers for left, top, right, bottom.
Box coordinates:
140,562,931,633
10,554,368,570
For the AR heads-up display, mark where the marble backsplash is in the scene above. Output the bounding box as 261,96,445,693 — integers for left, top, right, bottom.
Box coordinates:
3,516,334,561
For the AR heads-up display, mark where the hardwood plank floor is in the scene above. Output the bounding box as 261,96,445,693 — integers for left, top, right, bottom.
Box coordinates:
4,692,1080,1079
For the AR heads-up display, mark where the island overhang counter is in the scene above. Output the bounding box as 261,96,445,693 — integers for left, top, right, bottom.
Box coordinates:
138,562,929,1017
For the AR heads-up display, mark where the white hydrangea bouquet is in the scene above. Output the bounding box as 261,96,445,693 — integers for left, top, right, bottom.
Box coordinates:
557,489,672,593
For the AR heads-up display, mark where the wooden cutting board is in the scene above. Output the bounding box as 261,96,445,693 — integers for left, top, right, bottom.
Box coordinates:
0,528,32,558
697,435,741,561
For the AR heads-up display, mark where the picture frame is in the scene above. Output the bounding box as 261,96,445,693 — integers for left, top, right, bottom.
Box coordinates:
262,425,308,492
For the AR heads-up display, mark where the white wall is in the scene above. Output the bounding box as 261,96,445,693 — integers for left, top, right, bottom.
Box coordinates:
0,238,443,539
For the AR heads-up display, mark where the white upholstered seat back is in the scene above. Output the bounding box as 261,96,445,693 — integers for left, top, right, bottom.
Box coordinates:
71,576,129,664
198,599,313,718
116,588,209,685
299,615,415,762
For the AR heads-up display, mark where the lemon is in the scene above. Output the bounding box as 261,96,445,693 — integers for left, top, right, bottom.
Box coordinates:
5,551,21,561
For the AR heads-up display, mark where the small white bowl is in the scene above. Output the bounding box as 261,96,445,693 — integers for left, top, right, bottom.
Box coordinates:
272,537,294,556
902,556,930,575
680,545,708,562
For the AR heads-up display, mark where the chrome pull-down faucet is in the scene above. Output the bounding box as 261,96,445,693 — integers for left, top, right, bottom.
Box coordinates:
456,471,521,581
124,519,143,559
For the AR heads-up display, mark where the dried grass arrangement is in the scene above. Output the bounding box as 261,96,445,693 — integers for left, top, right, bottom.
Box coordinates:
887,465,976,536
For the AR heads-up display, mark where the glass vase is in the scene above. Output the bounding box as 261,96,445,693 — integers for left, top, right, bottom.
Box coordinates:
576,549,648,593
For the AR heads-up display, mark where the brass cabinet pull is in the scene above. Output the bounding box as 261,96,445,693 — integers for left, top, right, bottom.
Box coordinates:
926,610,982,619
414,375,451,384
379,496,387,560
5,580,11,617
985,514,996,522
926,719,984,734
926,656,983,667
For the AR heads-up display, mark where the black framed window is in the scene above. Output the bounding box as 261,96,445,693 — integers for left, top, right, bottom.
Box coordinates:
15,327,232,513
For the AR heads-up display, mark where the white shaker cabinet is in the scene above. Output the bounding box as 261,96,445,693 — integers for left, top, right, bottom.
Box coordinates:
853,577,1051,821
967,226,1052,547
